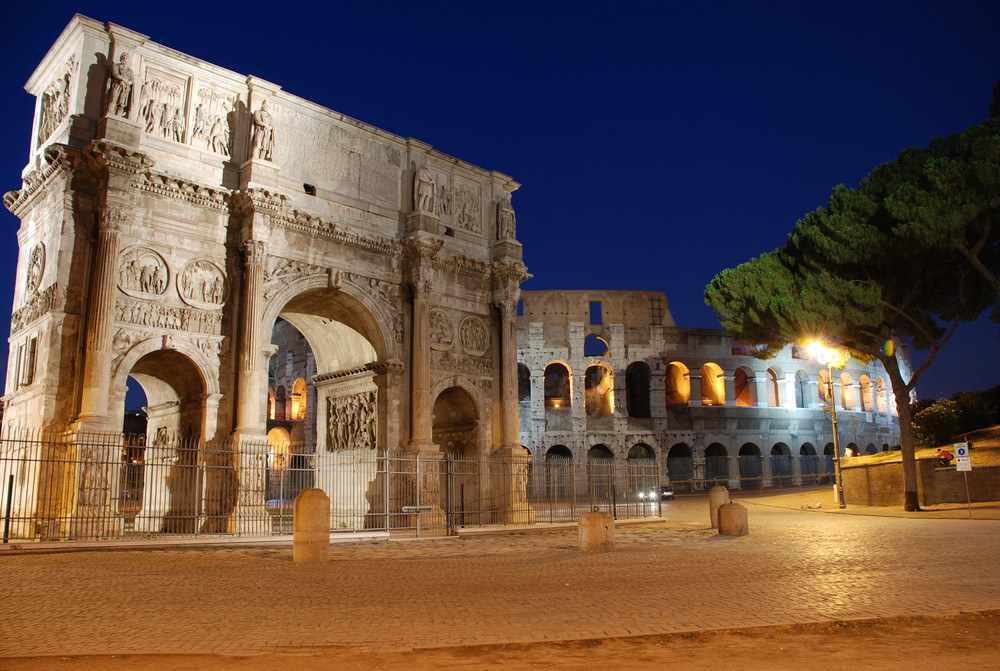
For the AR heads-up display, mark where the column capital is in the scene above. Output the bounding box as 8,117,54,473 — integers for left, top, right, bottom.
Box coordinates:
242,239,267,265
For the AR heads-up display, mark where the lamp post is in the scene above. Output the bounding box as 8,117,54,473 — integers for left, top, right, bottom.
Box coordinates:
808,342,847,509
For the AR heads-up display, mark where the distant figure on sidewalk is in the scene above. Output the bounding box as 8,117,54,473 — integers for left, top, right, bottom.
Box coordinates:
934,447,954,466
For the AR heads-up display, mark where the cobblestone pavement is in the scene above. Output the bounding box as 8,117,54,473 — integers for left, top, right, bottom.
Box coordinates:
1,491,999,657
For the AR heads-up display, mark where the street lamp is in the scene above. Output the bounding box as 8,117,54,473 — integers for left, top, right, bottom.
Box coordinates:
807,341,848,509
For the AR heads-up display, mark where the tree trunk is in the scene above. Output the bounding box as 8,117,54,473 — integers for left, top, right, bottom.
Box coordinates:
882,355,920,511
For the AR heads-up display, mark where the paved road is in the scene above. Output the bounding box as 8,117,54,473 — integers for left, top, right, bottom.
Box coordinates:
1,491,999,657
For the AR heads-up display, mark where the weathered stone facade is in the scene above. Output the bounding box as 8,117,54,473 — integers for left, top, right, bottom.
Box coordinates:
516,290,903,487
2,16,531,533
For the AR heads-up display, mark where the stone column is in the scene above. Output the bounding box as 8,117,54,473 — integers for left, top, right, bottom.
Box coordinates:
408,278,435,450
491,297,534,524
688,373,703,407
231,239,270,534
401,239,445,529
76,211,121,427
236,239,267,436
723,374,737,407
752,375,768,407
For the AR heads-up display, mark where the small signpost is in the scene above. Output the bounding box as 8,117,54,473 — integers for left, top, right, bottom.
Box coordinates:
953,442,972,518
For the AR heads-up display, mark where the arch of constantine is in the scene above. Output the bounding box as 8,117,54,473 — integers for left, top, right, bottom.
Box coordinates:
2,16,530,538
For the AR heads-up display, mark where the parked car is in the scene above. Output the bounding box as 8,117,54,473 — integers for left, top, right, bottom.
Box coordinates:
660,484,675,501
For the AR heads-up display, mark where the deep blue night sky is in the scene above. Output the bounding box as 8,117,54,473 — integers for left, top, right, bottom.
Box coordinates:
1,1,997,401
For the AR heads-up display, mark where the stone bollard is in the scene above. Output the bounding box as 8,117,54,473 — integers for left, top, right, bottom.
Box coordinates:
718,502,749,537
579,511,615,552
709,485,730,528
293,488,330,563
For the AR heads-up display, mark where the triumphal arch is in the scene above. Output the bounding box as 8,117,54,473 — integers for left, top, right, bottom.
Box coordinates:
3,16,531,537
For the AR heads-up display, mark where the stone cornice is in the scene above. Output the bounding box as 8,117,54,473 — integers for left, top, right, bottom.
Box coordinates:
433,253,492,277
4,145,81,216
230,188,288,216
135,170,229,210
269,208,402,258
85,141,154,174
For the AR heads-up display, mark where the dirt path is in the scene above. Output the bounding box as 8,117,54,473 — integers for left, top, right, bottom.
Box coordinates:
6,611,999,670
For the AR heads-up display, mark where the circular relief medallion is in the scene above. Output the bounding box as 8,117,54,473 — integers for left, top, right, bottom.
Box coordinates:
118,247,169,298
429,309,454,351
25,243,45,295
178,259,227,309
459,316,488,357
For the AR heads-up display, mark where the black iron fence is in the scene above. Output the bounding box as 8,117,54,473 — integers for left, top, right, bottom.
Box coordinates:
0,430,662,542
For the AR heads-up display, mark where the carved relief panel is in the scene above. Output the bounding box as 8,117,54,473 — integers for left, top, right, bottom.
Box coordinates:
137,66,190,143
178,259,227,309
459,316,488,356
190,86,236,156
25,243,45,297
38,57,74,146
326,390,377,452
454,180,482,234
118,247,169,298
429,309,454,350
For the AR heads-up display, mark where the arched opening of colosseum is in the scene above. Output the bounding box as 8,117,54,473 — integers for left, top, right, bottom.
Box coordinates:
667,443,693,491
734,368,753,407
876,378,888,414
269,288,383,531
665,362,690,404
704,443,729,486
794,371,808,408
765,368,780,407
739,443,762,490
625,362,651,418
518,363,532,403
544,445,573,500
123,349,212,534
544,362,572,410
860,375,875,412
865,443,878,454
770,443,791,487
700,363,725,406
627,443,657,498
818,369,832,405
584,334,610,356
587,444,614,504
840,372,856,410
584,363,615,418
799,442,820,483
433,386,482,525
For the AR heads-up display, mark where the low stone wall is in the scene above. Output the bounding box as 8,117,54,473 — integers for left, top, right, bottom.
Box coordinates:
842,458,1000,507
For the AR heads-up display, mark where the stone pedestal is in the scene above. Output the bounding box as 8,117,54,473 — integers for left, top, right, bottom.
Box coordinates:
709,485,730,528
718,502,749,536
293,488,330,563
395,446,447,532
490,447,536,525
406,211,440,235
579,511,614,551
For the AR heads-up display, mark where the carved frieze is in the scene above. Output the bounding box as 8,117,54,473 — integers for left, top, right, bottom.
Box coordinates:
263,257,326,299
429,309,454,350
326,390,377,452
459,316,488,357
11,283,60,333
38,57,74,146
25,243,45,296
178,259,227,309
118,247,169,298
137,66,188,142
430,349,493,377
191,87,235,156
115,296,222,334
343,272,404,344
133,171,228,210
